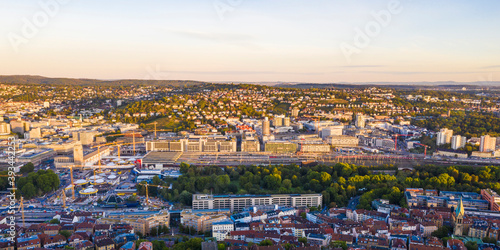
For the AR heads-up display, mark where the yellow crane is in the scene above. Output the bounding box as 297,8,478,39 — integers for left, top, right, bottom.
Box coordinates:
136,182,166,206
98,132,144,156
144,122,172,139
304,115,321,132
61,190,67,208
19,196,25,227
57,165,78,200
91,141,143,158
58,164,107,200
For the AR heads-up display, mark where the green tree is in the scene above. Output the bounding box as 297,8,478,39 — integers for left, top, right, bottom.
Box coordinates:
482,237,497,244
298,237,308,245
49,219,60,224
150,227,158,236
330,241,348,250
136,231,144,239
320,171,332,183
152,240,167,250
60,230,71,240
259,239,273,246
20,163,34,174
21,183,37,199
431,226,451,239
179,190,193,205
465,241,478,250
282,179,292,190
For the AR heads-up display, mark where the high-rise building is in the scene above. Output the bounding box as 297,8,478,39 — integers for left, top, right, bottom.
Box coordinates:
73,131,97,145
451,135,466,150
10,119,30,134
355,114,365,128
291,107,300,117
262,117,270,136
283,117,290,127
273,115,284,127
0,122,11,134
437,128,453,146
480,135,496,152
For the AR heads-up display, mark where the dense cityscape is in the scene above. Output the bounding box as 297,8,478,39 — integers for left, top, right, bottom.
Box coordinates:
2,1,500,250
1,79,500,250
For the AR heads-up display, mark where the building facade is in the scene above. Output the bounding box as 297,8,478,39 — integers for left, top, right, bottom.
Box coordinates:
437,128,453,146
481,189,500,211
192,194,322,212
480,135,496,152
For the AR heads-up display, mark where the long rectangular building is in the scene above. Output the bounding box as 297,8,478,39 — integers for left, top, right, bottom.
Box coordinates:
192,194,322,212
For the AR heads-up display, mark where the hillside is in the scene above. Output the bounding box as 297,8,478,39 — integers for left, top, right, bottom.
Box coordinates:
0,75,207,87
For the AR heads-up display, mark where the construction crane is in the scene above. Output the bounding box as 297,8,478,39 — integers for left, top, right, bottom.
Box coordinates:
61,190,67,208
296,138,306,156
58,164,108,200
19,196,25,227
144,122,173,139
101,132,143,156
92,141,144,158
414,142,430,157
87,145,111,172
304,115,321,133
136,182,166,206
392,134,412,151
57,165,79,200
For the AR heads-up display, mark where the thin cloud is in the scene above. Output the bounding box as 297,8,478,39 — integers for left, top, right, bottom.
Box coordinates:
170,70,324,75
165,29,262,50
340,65,385,68
360,71,485,75
480,65,500,69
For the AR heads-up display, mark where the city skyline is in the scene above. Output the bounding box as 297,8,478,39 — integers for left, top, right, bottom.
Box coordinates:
1,0,500,82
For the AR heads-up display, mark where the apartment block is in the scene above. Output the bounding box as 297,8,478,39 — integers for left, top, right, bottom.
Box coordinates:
192,194,322,212
437,128,453,146
481,189,500,211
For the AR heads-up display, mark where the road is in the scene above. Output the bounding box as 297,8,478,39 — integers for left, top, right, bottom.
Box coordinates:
347,196,360,210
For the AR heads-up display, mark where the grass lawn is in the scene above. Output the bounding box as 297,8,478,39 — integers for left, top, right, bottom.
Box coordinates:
273,102,291,114
142,116,179,130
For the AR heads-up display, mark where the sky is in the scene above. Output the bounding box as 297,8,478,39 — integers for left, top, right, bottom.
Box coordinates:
1,0,500,83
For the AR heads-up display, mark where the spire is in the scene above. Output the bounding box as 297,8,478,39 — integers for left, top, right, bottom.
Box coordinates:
455,198,464,217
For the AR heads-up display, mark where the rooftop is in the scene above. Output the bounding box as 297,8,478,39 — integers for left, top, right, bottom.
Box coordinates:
141,151,182,163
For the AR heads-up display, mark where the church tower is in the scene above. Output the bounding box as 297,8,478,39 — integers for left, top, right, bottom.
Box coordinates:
453,198,465,235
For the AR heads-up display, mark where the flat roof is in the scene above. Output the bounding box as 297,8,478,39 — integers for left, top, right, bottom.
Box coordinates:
142,151,182,163
198,193,321,199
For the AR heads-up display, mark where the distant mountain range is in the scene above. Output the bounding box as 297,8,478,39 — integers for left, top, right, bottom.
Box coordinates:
272,82,500,90
1,75,500,89
0,75,207,87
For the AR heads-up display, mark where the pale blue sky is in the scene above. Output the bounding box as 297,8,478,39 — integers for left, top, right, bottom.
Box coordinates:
1,0,500,82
